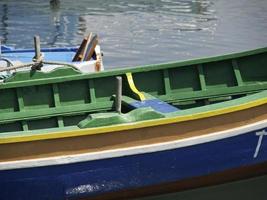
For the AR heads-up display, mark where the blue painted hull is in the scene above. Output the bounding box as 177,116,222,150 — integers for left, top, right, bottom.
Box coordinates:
0,128,267,200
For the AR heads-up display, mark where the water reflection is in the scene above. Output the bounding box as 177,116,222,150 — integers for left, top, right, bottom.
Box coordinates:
47,0,61,46
0,0,267,69
78,16,87,35
50,0,61,26
0,4,8,43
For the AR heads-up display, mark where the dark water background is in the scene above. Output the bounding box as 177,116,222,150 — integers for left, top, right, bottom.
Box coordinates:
0,0,267,69
135,174,267,200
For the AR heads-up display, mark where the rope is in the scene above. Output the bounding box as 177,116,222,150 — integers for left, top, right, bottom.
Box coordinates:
0,62,36,72
0,58,15,66
0,74,12,79
0,60,80,73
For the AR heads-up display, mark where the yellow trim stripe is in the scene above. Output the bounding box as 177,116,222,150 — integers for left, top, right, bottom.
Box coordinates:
1,96,267,144
126,72,146,101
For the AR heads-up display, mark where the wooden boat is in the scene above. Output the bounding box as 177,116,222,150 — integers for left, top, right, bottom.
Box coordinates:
0,46,267,200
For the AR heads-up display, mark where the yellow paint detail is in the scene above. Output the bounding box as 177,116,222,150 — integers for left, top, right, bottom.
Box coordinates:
1,97,267,144
126,72,146,101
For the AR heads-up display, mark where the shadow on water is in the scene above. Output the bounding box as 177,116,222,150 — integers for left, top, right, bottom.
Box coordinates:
0,0,267,68
134,174,267,200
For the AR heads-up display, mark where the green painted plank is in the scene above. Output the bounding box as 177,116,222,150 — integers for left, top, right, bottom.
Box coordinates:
52,83,61,107
163,69,171,95
160,83,267,103
16,88,29,130
88,79,96,103
0,102,113,124
197,64,207,90
232,59,244,86
16,88,24,110
57,116,64,128
166,90,267,117
197,64,209,105
52,84,65,128
21,120,28,131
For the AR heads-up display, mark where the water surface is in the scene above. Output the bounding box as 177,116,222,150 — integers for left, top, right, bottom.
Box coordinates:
0,0,267,69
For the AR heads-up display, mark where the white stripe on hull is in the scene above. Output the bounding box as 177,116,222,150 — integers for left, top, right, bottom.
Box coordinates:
1,119,267,171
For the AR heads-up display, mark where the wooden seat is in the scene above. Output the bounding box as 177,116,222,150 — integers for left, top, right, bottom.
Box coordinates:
122,95,179,114
128,99,179,113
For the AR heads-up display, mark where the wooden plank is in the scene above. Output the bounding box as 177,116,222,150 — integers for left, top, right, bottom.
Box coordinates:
197,64,209,105
21,120,29,131
72,34,91,62
57,116,64,128
232,59,244,86
73,33,98,62
52,84,64,127
160,84,267,103
16,88,25,110
163,69,171,95
89,80,96,103
52,84,61,107
197,64,207,91
83,34,98,61
0,101,113,124
16,88,28,131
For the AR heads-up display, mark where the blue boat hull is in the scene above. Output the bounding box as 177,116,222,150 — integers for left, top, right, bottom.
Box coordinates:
0,128,267,200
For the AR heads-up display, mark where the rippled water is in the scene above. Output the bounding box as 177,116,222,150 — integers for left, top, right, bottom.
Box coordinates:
0,0,267,69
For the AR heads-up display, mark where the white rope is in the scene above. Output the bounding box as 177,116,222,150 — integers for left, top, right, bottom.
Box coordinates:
0,60,80,72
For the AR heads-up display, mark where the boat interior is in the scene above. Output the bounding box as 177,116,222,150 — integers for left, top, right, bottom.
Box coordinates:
0,47,267,134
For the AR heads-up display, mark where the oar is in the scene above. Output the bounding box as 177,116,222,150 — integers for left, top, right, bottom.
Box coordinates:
72,33,92,62
82,34,98,61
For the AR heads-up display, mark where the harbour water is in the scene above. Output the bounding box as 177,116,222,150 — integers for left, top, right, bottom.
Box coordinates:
135,174,267,200
0,1,267,199
0,0,267,69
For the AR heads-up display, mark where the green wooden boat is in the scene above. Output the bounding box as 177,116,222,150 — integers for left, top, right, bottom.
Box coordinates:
0,47,267,200
1,47,267,132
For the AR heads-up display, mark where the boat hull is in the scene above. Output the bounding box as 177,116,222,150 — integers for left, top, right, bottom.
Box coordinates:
1,125,267,200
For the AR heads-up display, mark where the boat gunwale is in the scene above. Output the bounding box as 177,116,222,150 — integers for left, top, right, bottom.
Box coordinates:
0,46,266,89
